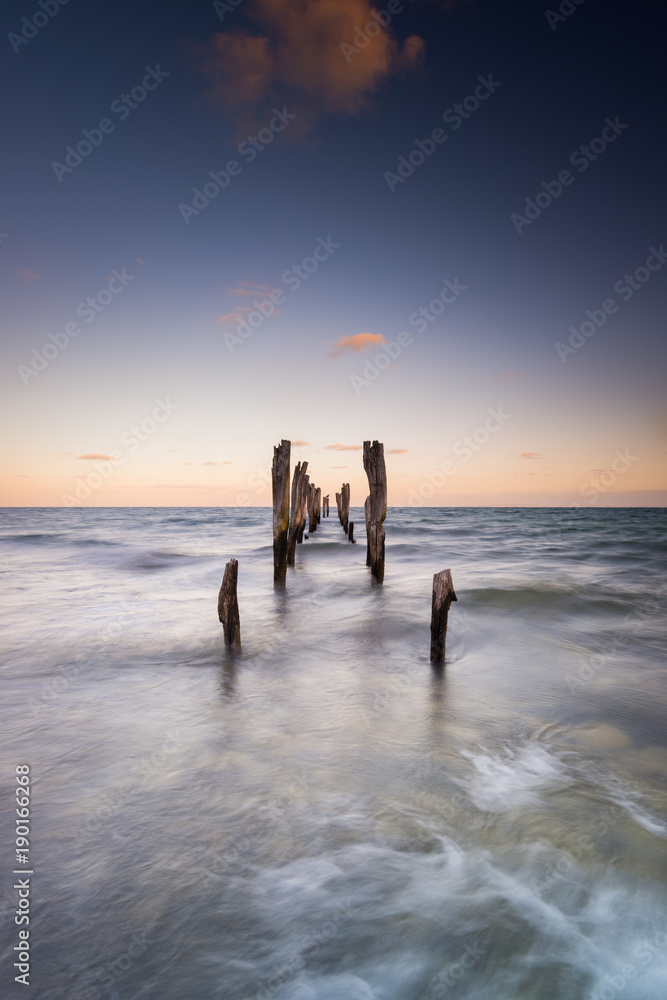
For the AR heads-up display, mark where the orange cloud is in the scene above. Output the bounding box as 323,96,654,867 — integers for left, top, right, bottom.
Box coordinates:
218,307,253,326
326,443,362,451
227,280,276,297
202,462,218,466
194,0,425,136
387,448,409,454
18,268,38,280
329,332,387,357
292,440,310,447
521,452,541,460
77,453,112,460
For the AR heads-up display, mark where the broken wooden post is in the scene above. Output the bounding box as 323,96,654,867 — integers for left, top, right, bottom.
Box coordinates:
272,439,291,585
315,487,322,525
348,522,355,543
341,483,350,533
363,441,387,583
297,472,309,543
307,483,318,533
287,460,308,565
364,496,371,567
218,559,241,647
430,569,457,663
323,495,329,517
335,492,342,524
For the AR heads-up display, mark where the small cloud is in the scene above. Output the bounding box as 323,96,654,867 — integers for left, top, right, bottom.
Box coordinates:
218,306,253,327
502,371,519,380
292,440,310,447
181,462,193,466
136,257,146,265
329,332,386,358
227,280,276,298
387,448,409,454
326,443,362,451
18,268,38,280
521,452,541,460
330,465,348,469
168,449,178,453
77,453,112,461
222,461,232,464
202,462,217,466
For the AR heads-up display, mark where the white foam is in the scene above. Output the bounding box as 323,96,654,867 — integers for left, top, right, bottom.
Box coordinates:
459,742,568,812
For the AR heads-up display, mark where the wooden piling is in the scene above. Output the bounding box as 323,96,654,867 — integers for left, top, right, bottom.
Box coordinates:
363,441,387,583
430,569,457,663
323,495,329,517
307,483,317,533
218,559,241,647
287,461,308,565
297,472,309,543
348,522,355,543
336,492,342,524
272,439,291,585
364,496,371,566
341,483,350,533
315,487,322,525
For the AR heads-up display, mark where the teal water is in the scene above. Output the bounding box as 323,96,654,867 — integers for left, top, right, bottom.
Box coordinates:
0,507,666,999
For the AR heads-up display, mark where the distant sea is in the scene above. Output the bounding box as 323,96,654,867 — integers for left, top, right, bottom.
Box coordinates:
1,506,666,999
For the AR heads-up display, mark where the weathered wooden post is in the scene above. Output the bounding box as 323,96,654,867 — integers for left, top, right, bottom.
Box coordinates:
297,472,309,543
272,439,291,585
336,492,342,524
287,461,308,565
430,569,457,663
363,440,387,583
323,495,329,517
218,559,241,647
307,483,318,533
341,483,350,533
348,522,355,543
364,496,371,567
315,487,322,525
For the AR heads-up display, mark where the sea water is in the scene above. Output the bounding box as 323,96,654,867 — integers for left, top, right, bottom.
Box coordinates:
1,506,666,999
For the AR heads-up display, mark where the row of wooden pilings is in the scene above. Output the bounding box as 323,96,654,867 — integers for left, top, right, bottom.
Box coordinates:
218,439,456,663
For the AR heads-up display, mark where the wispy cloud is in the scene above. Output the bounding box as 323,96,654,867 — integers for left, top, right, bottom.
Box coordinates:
292,439,310,447
227,280,276,298
18,268,39,280
521,452,541,459
218,306,253,327
77,453,112,461
387,448,409,454
329,332,386,358
202,462,217,466
326,443,362,451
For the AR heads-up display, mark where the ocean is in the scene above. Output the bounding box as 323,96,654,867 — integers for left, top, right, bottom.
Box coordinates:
1,506,666,999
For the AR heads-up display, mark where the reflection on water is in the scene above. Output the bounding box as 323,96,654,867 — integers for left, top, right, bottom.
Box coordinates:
0,506,666,999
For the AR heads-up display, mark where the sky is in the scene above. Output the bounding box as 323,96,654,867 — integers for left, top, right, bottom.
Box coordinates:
1,0,665,507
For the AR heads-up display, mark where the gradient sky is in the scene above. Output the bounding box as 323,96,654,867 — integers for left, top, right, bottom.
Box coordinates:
1,0,665,507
